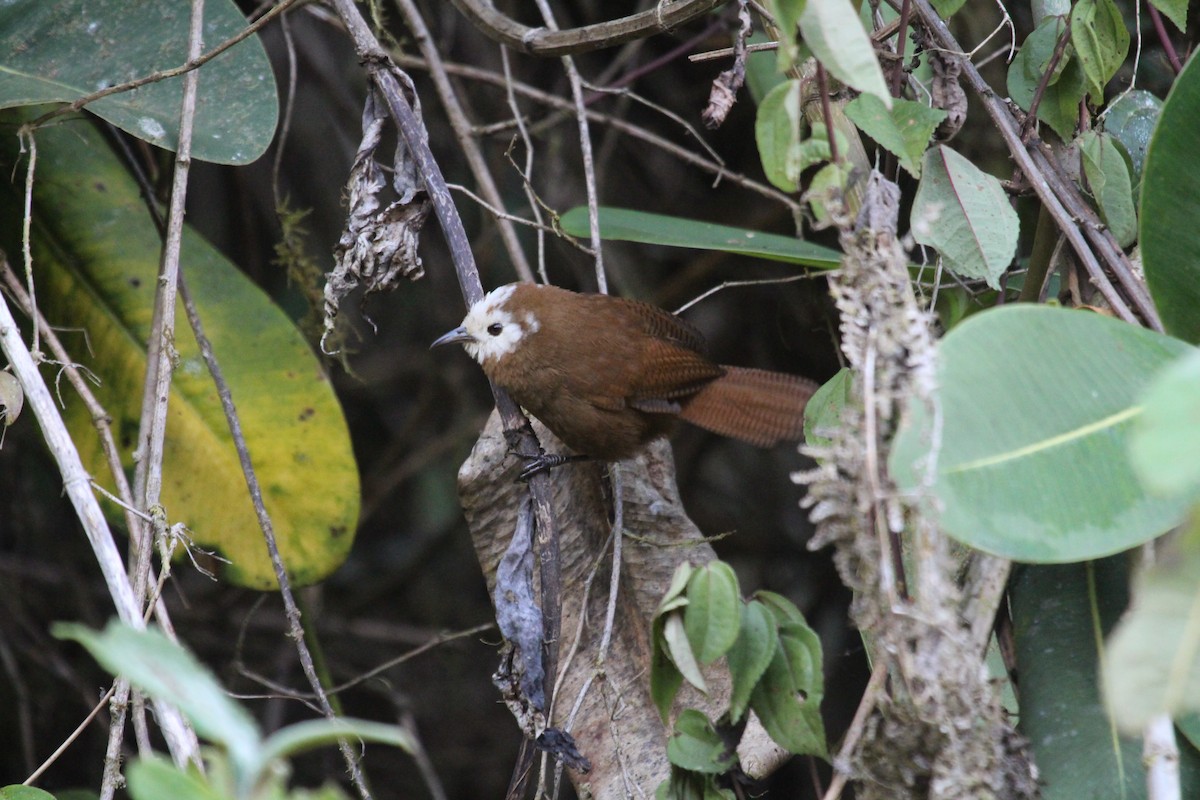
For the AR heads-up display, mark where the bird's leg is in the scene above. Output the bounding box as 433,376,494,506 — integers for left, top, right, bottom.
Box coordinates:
501,423,592,480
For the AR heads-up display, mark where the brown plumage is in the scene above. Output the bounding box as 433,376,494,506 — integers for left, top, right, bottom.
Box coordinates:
432,283,818,461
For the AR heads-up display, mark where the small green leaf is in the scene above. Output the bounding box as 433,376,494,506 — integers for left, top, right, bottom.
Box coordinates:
1101,89,1162,184
558,206,843,270
1071,0,1130,100
651,614,685,721
727,600,779,722
1104,523,1200,733
0,0,278,165
798,0,891,108
683,561,742,665
756,80,805,192
659,562,697,614
126,757,223,800
666,709,737,773
748,628,826,756
1149,0,1188,30
802,368,851,447
765,0,807,69
890,305,1194,562
1079,130,1137,247
1130,349,1200,497
256,718,415,773
845,95,947,178
930,0,968,17
910,145,1019,288
1007,16,1087,139
806,160,852,226
665,613,708,694
754,590,809,628
54,621,262,777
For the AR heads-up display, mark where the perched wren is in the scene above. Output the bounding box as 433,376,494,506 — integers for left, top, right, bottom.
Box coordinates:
432,283,818,463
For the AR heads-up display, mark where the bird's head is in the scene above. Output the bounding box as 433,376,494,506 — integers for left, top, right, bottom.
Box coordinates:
430,283,542,366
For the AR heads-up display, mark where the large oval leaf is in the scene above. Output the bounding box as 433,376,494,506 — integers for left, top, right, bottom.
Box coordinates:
0,0,278,165
1141,50,1200,344
0,112,358,588
890,305,1193,562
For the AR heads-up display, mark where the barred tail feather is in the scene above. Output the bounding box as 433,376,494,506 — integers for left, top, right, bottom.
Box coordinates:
678,366,817,447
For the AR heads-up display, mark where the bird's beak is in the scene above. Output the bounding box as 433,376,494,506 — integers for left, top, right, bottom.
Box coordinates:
430,326,473,349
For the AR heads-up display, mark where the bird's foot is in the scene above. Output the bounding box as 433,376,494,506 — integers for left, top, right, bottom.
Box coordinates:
513,451,591,481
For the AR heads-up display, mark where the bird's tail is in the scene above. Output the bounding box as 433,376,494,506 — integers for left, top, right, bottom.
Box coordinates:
679,366,817,447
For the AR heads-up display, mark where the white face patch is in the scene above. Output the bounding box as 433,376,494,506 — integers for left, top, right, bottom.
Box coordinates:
459,284,531,364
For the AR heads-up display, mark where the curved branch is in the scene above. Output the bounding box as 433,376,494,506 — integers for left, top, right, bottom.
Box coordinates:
446,0,729,56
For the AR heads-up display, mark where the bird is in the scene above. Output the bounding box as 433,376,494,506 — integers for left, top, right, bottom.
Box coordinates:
432,282,818,466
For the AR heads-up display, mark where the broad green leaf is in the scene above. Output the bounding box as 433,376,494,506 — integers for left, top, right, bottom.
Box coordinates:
683,561,742,665
806,160,852,226
754,590,810,628
748,623,826,755
651,613,685,721
0,112,359,588
765,0,806,70
755,80,806,192
1104,523,1200,732
931,0,968,17
256,718,415,772
126,757,223,800
890,305,1194,562
0,0,277,165
727,600,778,722
1079,130,1137,247
666,709,737,773
797,0,891,108
746,32,787,104
1180,714,1200,751
1142,50,1200,344
1071,0,1130,100
1130,349,1200,496
55,622,261,775
665,612,708,694
1150,0,1188,30
558,206,843,270
655,767,735,800
1007,16,1086,139
0,788,58,800
802,368,851,447
844,95,947,178
1102,90,1162,184
910,145,1019,289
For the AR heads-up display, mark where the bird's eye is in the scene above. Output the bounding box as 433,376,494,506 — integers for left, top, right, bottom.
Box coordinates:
486,323,504,336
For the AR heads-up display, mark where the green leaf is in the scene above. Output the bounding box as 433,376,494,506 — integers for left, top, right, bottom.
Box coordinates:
126,757,223,800
1130,349,1200,496
765,0,807,70
1071,0,1130,100
1104,522,1200,732
1149,0,1188,30
802,368,851,448
55,621,261,776
666,709,737,773
683,561,742,665
1180,713,1200,751
727,600,778,722
844,95,947,178
755,80,806,192
0,371,23,426
0,111,359,589
558,206,843,270
748,623,826,756
1007,16,1087,139
659,562,697,613
890,305,1195,562
1078,130,1137,247
746,32,787,104
256,718,415,774
930,0,968,17
0,788,59,800
665,612,708,694
797,0,891,108
651,613,686,722
806,160,852,226
910,145,1020,289
0,0,278,165
1142,50,1200,345
1101,90,1162,185
754,590,810,628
